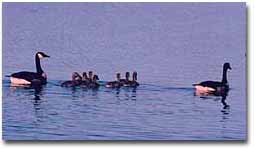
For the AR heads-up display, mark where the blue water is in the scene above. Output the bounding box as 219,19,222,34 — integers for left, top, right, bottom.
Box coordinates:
2,3,246,140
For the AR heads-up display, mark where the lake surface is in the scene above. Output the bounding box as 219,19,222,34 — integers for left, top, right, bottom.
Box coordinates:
2,3,246,140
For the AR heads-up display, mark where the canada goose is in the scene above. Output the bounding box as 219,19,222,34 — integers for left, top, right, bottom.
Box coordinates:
80,72,89,86
61,72,82,87
87,75,100,88
10,52,50,85
106,73,122,88
82,72,88,81
88,71,93,82
120,72,130,85
126,71,139,87
193,63,231,93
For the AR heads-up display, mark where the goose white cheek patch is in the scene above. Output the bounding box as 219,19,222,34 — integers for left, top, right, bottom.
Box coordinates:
38,53,43,59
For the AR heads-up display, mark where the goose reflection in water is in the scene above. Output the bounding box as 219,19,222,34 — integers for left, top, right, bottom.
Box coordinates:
194,89,230,110
9,84,45,120
10,83,43,99
11,84,44,106
114,87,137,100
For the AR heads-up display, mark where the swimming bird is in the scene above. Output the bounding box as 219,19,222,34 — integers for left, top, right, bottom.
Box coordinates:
10,52,50,85
120,72,130,85
82,72,88,82
105,73,122,88
61,72,82,87
88,71,93,83
87,75,100,88
80,72,89,86
193,63,232,93
128,71,139,87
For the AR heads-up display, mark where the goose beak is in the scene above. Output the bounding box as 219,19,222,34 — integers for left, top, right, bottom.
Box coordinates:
229,66,232,70
44,54,50,58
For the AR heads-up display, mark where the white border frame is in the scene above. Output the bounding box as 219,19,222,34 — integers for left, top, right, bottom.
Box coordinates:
0,0,252,147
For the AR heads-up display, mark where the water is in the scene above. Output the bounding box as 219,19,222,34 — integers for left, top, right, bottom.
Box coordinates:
2,3,246,140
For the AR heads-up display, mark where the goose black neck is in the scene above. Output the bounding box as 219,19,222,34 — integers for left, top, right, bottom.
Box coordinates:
35,55,43,74
222,67,228,84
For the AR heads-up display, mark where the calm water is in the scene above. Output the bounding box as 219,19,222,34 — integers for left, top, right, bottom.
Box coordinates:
2,3,246,140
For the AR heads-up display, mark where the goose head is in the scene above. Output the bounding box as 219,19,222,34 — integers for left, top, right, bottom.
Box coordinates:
82,72,88,81
36,52,50,59
88,71,93,80
125,72,130,81
72,72,82,81
133,71,138,81
93,75,99,82
116,73,121,81
223,63,232,71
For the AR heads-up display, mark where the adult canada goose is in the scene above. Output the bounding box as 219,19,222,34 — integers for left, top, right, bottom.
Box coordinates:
106,73,122,88
61,72,82,87
10,52,50,85
193,63,231,93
